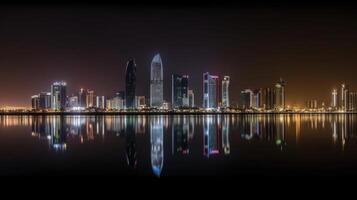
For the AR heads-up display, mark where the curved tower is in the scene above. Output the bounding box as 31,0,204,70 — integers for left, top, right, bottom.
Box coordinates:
125,58,136,109
150,54,163,108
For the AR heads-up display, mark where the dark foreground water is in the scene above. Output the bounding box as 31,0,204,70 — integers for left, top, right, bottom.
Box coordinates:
1,114,357,177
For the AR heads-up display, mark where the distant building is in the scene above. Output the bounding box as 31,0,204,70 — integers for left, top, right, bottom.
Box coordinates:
203,72,219,109
188,90,195,108
348,92,357,111
39,92,51,109
172,74,189,108
125,58,136,109
96,96,105,109
331,89,338,109
262,87,275,110
86,90,95,108
341,83,349,111
150,54,164,107
239,89,253,109
221,76,230,108
252,89,263,109
31,95,40,110
51,81,67,111
135,96,146,109
306,99,318,109
274,78,286,110
68,96,79,108
78,88,87,108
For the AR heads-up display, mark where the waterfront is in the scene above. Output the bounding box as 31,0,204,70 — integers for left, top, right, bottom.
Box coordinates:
1,114,357,176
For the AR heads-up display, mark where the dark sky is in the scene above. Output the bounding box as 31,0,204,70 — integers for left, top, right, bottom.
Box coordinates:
1,3,357,107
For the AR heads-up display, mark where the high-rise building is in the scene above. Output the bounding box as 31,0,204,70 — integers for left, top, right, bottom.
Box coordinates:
86,90,95,108
125,59,136,109
135,96,146,109
150,54,164,108
262,87,275,110
274,78,286,110
331,89,338,109
78,88,87,108
221,76,230,108
96,96,105,109
188,90,195,108
239,89,253,109
203,72,219,109
51,81,67,111
341,83,349,111
68,96,79,108
252,89,263,109
348,92,357,111
39,92,51,109
31,95,40,110
172,74,189,108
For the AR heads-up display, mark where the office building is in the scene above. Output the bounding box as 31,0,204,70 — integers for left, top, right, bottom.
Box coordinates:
125,58,136,109
51,81,67,111
150,54,164,107
221,76,230,108
203,72,219,109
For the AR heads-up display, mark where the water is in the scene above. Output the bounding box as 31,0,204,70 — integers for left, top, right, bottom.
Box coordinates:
0,114,357,177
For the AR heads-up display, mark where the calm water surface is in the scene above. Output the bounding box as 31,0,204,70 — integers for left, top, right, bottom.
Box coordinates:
1,114,357,177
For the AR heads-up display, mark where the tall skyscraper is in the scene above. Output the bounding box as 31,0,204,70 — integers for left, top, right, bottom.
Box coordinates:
150,54,164,108
125,58,136,109
78,88,87,108
263,87,275,110
172,74,189,108
203,72,219,109
239,89,253,109
252,89,263,109
331,89,338,109
221,76,230,108
31,95,40,110
51,81,67,111
341,83,349,111
96,96,105,109
188,89,195,108
86,90,95,108
39,92,51,109
274,78,286,110
68,96,79,108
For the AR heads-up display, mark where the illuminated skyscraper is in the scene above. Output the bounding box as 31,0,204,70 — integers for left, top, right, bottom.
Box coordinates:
331,89,338,109
78,88,87,108
252,89,263,109
68,96,79,108
188,89,195,108
203,72,219,109
96,96,105,109
221,76,230,108
86,90,95,108
125,59,137,109
341,83,349,111
263,87,275,110
172,74,189,108
239,89,253,109
150,116,164,177
51,81,67,111
150,54,163,108
274,78,286,110
31,95,40,110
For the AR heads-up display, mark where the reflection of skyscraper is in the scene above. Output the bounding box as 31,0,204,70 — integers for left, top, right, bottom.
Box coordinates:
221,76,230,108
222,116,230,155
150,54,163,107
50,116,67,151
150,116,164,177
51,81,67,111
126,59,137,109
172,117,189,155
125,116,137,168
203,116,220,157
203,72,219,109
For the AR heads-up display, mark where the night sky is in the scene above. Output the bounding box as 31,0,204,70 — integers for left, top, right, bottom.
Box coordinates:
1,3,357,107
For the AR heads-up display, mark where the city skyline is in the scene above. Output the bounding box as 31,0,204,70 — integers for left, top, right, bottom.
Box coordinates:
2,4,357,107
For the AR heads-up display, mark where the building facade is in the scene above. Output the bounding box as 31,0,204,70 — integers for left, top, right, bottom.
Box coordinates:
221,76,230,108
51,81,67,111
203,72,219,109
150,54,164,108
125,59,137,109
172,74,189,108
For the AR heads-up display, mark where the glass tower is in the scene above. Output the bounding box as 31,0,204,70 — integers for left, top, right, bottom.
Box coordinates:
125,58,137,109
203,72,219,109
221,76,230,108
150,54,163,108
51,81,67,111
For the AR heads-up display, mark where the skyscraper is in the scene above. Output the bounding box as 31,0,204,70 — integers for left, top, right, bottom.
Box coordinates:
39,92,51,109
221,76,230,108
341,83,349,111
188,90,195,108
86,90,95,108
125,58,136,109
239,89,253,109
331,89,338,109
172,74,189,108
78,88,87,108
31,95,40,110
274,78,286,110
150,54,163,108
51,81,67,111
96,96,105,109
203,72,219,109
263,87,275,110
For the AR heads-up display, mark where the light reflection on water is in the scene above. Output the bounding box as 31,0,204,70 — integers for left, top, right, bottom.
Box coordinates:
1,114,357,176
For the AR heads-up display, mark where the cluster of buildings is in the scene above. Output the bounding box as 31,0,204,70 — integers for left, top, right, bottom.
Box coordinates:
330,83,357,111
237,78,286,111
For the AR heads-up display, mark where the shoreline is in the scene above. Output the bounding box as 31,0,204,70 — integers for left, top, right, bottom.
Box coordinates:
0,111,356,115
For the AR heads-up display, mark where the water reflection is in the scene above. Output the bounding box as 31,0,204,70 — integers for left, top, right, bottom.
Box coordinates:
2,114,357,176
